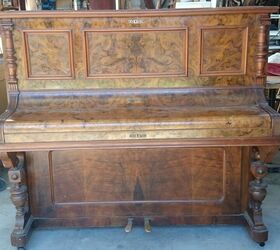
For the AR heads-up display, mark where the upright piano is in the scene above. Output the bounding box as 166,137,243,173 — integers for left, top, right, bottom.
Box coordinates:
0,7,279,249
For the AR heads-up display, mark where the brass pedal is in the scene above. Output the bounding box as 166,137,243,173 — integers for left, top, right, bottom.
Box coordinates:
124,218,133,233
144,218,152,233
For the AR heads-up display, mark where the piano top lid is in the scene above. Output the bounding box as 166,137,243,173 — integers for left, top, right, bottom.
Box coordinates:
0,6,278,19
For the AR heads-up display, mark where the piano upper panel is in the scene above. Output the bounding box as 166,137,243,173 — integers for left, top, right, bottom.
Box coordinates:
3,8,271,91
0,7,280,145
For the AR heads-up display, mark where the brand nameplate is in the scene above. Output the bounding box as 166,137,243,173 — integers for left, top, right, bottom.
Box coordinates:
129,133,147,139
128,19,144,24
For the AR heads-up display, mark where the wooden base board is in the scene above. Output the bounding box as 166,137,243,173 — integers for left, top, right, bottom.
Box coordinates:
11,213,266,247
32,214,246,228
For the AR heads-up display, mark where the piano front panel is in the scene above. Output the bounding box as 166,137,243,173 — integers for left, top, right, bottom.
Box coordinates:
27,147,242,220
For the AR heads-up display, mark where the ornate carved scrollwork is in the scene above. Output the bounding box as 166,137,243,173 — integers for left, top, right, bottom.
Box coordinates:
0,152,32,248
8,153,28,235
247,146,269,245
249,158,268,227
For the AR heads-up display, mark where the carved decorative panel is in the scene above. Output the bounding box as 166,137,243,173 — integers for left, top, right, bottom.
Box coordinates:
200,26,248,76
23,30,74,79
84,28,188,78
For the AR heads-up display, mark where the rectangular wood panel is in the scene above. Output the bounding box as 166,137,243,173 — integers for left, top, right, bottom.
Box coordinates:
49,148,225,204
199,26,248,76
84,28,188,78
23,30,74,79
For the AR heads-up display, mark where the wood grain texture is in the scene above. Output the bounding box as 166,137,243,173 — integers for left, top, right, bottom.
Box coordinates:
200,26,248,76
27,147,241,218
0,152,17,168
1,138,280,153
0,7,279,248
0,62,7,115
0,19,19,144
85,28,187,77
3,88,272,143
0,7,277,19
256,14,271,85
23,30,74,79
260,104,280,136
1,12,269,90
51,148,225,204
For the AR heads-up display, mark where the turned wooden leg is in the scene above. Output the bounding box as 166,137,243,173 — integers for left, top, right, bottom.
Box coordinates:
0,152,33,249
245,147,269,246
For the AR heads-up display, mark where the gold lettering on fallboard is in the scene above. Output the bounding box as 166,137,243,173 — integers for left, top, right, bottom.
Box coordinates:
129,133,147,139
128,19,144,24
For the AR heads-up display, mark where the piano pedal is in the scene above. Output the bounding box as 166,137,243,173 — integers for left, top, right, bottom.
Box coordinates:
124,218,133,233
144,218,152,233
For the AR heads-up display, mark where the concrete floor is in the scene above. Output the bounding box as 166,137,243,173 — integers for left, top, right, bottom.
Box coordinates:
0,172,279,250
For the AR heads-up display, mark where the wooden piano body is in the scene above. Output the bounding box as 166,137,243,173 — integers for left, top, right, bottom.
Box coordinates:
0,7,279,249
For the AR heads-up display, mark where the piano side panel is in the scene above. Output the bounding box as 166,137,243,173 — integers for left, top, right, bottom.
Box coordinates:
27,146,243,223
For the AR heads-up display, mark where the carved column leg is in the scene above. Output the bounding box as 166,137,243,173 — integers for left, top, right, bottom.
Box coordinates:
245,147,268,247
0,152,33,249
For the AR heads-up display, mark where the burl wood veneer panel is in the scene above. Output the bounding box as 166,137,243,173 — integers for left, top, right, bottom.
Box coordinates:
51,148,224,203
12,13,259,90
200,26,248,76
23,30,74,79
27,147,242,219
3,88,271,143
85,28,187,77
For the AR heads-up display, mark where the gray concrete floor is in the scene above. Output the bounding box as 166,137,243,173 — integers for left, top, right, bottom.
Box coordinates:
0,174,279,250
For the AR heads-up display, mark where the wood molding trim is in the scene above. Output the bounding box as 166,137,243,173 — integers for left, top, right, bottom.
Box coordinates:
0,7,278,19
0,137,280,152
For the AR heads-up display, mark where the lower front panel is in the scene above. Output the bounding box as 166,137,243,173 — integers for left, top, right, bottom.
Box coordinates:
26,146,245,226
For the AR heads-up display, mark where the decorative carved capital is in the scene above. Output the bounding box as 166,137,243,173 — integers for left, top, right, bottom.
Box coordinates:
0,19,13,30
0,152,18,168
259,14,271,27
